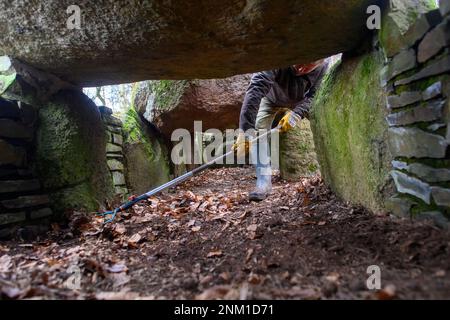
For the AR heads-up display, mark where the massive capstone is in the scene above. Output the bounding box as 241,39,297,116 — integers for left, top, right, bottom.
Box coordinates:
0,0,381,86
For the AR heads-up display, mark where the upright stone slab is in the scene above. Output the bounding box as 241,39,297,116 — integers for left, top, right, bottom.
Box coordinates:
36,90,113,212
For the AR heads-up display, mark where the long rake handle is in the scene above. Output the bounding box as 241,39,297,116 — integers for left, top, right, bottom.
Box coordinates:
100,127,279,223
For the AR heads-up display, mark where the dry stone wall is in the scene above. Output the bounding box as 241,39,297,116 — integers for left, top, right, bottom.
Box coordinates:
381,2,450,227
0,97,52,237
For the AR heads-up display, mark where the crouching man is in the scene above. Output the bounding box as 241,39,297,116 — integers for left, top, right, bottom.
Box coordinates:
233,59,329,201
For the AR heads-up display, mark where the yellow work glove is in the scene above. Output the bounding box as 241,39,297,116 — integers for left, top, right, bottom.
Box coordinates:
232,132,251,158
278,111,302,133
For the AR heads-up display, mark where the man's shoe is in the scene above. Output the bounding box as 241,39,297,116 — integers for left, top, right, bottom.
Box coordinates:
249,190,269,201
249,167,272,202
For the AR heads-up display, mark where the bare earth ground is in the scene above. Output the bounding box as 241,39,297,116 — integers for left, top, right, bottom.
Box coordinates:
0,167,449,300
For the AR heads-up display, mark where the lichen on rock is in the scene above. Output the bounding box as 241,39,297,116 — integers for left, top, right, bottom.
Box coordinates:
311,51,392,213
123,104,171,195
35,90,113,212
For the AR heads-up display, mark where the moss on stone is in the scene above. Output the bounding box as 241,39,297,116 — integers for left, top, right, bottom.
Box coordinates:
50,183,98,212
279,119,319,180
149,80,189,111
36,90,113,213
311,50,392,213
379,0,437,57
37,103,91,188
123,96,171,194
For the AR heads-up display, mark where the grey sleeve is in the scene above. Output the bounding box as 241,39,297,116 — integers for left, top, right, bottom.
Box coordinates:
239,70,277,131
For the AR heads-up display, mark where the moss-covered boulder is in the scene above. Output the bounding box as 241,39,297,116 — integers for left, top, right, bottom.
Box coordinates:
134,76,251,139
35,90,113,212
311,51,393,213
123,107,171,195
279,120,319,180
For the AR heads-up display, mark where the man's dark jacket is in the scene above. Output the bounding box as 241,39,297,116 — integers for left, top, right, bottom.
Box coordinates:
239,62,329,131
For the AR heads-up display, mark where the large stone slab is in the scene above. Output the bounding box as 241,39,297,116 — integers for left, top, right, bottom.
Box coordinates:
0,139,26,167
395,56,450,86
386,100,444,126
0,119,33,140
418,19,450,63
0,212,26,226
387,91,422,109
0,0,379,86
1,195,50,209
404,162,450,182
0,179,40,193
388,127,448,158
388,49,417,80
431,186,450,206
135,75,251,136
107,159,124,171
390,170,431,204
385,195,415,217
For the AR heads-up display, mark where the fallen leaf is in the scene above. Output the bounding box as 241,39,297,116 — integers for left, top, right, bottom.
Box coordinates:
375,284,396,300
191,226,201,232
95,291,139,300
1,286,22,299
0,255,12,273
128,233,143,248
195,285,234,300
207,250,223,258
107,264,128,273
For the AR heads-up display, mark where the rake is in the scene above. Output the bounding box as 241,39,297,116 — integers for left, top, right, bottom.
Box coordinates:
98,127,280,223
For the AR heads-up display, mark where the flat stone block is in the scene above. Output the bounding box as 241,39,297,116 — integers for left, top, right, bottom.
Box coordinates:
107,159,124,171
115,186,129,195
423,81,442,100
106,143,122,153
387,91,422,109
0,139,26,167
1,194,50,209
0,179,41,193
404,9,443,48
395,56,450,86
416,211,449,229
386,100,444,126
0,119,33,140
107,126,122,134
407,162,450,182
112,171,126,186
385,196,415,217
102,114,122,127
390,170,431,204
107,153,124,159
30,208,53,220
0,212,26,225
112,133,123,146
389,49,417,80
388,127,448,158
431,186,450,206
418,20,450,63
